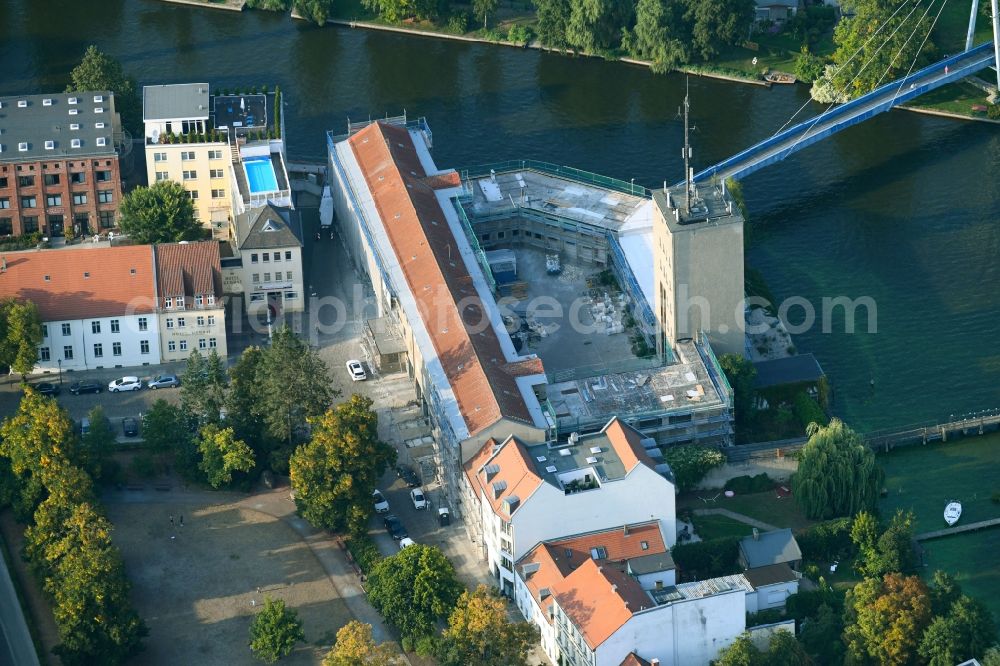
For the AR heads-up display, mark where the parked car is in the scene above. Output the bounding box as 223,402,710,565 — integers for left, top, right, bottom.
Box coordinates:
373,489,390,514
383,514,408,540
79,418,91,436
396,464,420,488
410,487,428,510
69,381,102,395
399,537,416,550
346,359,367,382
147,374,180,389
32,382,60,396
122,417,139,437
108,376,142,392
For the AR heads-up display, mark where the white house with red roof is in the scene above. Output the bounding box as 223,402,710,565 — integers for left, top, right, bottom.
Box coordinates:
462,416,677,598
0,245,161,372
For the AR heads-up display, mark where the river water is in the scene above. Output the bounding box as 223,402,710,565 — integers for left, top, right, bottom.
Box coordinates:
3,0,1000,430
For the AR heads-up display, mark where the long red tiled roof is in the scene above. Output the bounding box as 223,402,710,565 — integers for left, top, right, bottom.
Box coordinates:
347,122,541,436
0,246,155,320
518,521,667,623
603,417,658,474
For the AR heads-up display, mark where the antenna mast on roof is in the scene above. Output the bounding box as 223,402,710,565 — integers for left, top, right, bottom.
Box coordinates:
683,77,692,212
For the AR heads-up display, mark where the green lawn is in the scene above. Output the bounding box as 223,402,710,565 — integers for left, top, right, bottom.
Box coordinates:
691,513,757,541
878,434,1000,532
906,79,993,115
921,529,1000,625
932,0,994,54
679,490,815,531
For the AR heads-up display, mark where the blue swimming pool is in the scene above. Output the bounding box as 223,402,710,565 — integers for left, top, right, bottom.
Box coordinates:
244,157,279,194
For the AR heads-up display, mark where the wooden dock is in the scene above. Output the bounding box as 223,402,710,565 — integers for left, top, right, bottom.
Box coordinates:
916,517,1000,541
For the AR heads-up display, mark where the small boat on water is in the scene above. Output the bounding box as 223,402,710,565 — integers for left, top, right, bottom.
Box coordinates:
764,72,797,84
944,501,962,526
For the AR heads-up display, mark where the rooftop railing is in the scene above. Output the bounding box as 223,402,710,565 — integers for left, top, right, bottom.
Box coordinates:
460,160,650,198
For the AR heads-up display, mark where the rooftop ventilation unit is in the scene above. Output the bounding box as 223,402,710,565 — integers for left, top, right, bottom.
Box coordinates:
558,449,572,457
96,137,106,147
545,465,558,473
590,446,602,454
535,455,547,462
569,432,580,445
42,98,53,106
71,139,81,148
44,141,54,150
586,456,599,464
17,100,27,108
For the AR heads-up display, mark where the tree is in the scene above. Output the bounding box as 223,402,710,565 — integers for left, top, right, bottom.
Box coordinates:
366,544,463,640
66,45,140,131
794,46,827,83
765,630,811,666
197,425,255,488
118,181,201,244
918,594,997,665
628,0,690,74
362,0,414,22
226,346,278,465
798,602,845,665
473,0,499,28
1,389,82,515
289,395,396,533
436,585,538,666
80,406,117,482
683,0,755,60
255,326,335,446
141,398,197,476
0,299,43,375
180,349,227,426
927,570,961,617
843,573,932,666
534,0,572,47
322,620,400,666
661,443,724,491
716,632,764,666
851,509,915,579
249,596,304,663
46,503,147,665
829,0,936,98
718,353,757,436
792,418,883,519
293,0,333,24
565,0,633,53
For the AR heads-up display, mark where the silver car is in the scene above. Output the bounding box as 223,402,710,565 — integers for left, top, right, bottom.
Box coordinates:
148,374,180,389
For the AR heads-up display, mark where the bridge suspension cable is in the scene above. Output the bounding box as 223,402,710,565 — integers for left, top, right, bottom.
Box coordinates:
781,0,941,156
890,0,952,103
771,0,934,137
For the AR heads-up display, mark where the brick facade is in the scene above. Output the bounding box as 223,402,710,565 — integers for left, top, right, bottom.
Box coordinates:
0,155,122,238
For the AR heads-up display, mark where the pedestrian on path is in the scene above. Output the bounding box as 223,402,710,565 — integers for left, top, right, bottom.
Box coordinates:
170,515,174,527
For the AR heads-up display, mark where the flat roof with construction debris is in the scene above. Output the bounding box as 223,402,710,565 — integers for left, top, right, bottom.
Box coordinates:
464,170,649,232
545,340,726,425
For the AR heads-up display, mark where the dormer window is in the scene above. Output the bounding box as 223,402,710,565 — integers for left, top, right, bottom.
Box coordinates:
44,141,54,150
17,142,27,152
164,297,173,309
94,107,104,114
96,137,106,147
95,122,105,129
176,296,185,309
42,98,53,106
68,97,78,105
71,139,81,148
93,95,103,103
17,100,27,108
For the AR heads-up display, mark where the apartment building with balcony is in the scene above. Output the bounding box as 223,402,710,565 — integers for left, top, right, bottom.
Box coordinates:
225,203,304,317
0,91,124,239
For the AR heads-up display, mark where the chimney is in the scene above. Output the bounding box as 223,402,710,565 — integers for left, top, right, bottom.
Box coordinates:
752,528,759,541
623,523,630,537
651,660,661,666
611,584,617,593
